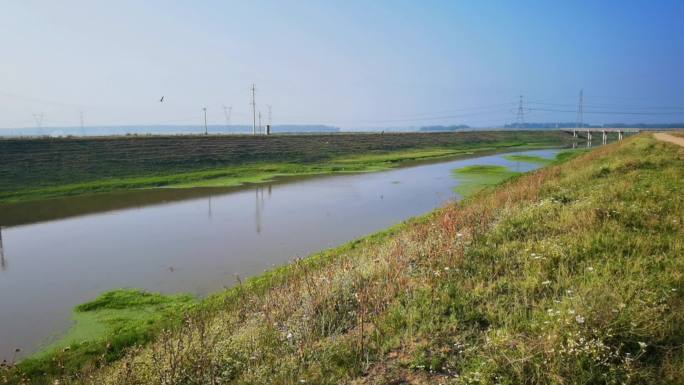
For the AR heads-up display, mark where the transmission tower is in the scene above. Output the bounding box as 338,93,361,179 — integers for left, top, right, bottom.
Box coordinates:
32,113,44,128
576,89,584,129
515,95,525,128
222,105,232,130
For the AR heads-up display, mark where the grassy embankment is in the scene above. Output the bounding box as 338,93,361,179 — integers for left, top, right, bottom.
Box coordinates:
0,131,570,204
4,134,682,384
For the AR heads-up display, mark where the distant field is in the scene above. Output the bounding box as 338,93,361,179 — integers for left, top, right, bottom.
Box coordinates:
0,131,571,203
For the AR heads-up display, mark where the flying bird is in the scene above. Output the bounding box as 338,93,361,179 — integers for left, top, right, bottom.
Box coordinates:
159,96,164,102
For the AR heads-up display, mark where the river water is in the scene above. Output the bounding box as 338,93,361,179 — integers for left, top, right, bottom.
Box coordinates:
0,149,559,359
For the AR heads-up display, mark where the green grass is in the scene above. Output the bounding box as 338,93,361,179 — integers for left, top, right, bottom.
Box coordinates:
452,164,521,197
12,289,196,381
0,131,572,204
453,150,587,198
8,135,681,385
503,153,554,164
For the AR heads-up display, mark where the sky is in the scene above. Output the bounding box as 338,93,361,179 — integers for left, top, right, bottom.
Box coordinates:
1,0,683,130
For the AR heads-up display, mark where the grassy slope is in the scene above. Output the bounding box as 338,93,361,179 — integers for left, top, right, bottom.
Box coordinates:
6,135,683,384
0,131,569,203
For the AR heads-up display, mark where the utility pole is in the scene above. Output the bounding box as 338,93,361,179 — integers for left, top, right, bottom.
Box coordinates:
222,105,232,130
258,111,262,134
79,111,85,134
515,95,525,128
576,89,584,130
203,107,208,135
251,84,257,135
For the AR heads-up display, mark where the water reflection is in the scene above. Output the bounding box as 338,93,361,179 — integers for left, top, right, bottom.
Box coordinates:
0,227,6,271
254,185,273,234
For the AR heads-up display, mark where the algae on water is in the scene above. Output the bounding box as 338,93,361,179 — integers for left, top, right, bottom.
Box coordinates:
452,164,520,197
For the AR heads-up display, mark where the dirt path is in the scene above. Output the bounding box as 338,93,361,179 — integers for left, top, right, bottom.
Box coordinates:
653,132,684,147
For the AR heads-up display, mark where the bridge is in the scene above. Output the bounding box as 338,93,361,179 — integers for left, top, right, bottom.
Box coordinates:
560,128,640,143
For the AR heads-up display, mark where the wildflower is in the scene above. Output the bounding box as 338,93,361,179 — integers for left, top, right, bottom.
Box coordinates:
568,309,576,315
586,266,594,272
286,332,293,340
575,315,585,324
531,253,536,257
542,280,551,285
456,232,463,238
638,341,647,349
444,267,450,271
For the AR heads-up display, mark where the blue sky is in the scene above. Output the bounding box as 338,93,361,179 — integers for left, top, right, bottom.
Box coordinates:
1,0,683,129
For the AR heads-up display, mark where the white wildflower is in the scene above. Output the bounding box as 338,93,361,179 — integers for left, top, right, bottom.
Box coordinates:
456,232,463,238
586,266,594,272
575,315,585,324
638,341,647,349
542,280,551,285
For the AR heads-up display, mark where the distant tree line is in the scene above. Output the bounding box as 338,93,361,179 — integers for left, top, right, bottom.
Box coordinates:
419,125,470,132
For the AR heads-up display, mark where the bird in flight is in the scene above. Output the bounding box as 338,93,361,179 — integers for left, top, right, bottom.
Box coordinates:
159,96,164,102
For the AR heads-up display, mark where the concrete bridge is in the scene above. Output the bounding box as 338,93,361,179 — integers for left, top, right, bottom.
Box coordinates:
561,128,640,144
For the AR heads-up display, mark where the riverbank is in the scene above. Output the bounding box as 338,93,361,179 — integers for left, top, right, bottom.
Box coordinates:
0,131,571,204
5,134,681,384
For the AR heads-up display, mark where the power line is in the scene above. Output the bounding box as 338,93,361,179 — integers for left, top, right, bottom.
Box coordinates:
530,107,684,116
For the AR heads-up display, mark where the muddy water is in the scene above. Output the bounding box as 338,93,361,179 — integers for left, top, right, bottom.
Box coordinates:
0,149,559,358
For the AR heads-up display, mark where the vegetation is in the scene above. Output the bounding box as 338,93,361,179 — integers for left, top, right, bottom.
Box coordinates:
8,290,195,382
452,165,521,197
4,134,682,384
503,154,554,164
454,150,583,197
0,131,571,203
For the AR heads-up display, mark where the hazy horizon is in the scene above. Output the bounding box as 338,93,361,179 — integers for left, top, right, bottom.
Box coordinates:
2,1,683,131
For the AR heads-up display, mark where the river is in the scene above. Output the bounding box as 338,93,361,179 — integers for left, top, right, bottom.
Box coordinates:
0,149,559,359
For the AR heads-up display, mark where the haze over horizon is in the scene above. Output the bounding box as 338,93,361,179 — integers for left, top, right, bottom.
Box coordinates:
1,0,683,131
